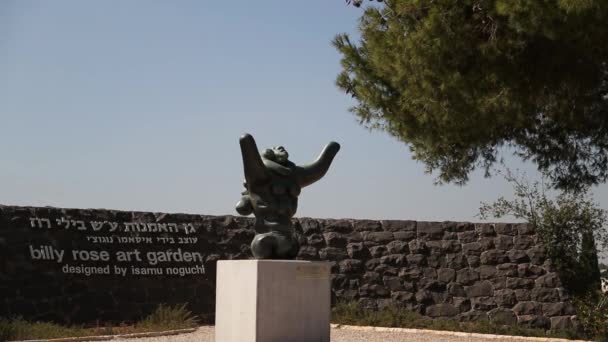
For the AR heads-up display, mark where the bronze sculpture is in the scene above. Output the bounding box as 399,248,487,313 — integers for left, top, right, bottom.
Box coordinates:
236,133,340,259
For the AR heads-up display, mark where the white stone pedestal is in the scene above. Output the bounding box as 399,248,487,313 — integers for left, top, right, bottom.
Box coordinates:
215,260,331,342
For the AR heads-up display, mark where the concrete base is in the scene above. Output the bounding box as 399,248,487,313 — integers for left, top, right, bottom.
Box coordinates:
215,260,331,342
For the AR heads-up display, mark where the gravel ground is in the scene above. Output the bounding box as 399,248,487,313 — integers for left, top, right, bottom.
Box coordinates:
119,325,584,342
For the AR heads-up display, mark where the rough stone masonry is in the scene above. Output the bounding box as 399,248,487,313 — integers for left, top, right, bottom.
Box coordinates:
0,205,575,330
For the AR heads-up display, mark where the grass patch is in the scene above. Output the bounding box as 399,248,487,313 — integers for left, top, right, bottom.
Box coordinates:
331,302,585,340
0,303,198,341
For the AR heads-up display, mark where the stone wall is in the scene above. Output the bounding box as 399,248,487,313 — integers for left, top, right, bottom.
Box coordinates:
0,205,575,329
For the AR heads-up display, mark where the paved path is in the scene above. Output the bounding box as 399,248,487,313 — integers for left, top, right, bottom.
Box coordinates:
120,325,588,342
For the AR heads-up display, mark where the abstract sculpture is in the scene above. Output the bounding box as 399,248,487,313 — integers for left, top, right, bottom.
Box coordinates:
236,133,340,259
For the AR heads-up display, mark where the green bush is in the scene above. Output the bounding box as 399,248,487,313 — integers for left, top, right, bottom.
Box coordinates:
479,168,607,296
137,303,198,330
574,291,608,342
0,303,198,340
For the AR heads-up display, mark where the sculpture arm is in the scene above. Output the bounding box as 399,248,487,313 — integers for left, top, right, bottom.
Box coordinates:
240,133,269,183
295,142,340,187
263,158,293,176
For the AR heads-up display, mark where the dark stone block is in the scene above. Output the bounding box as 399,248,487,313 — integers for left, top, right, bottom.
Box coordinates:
425,241,444,255
319,247,347,260
297,246,319,260
393,231,416,241
506,250,530,263
299,218,321,234
417,222,445,240
446,253,467,269
447,283,466,297
362,271,381,284
441,240,461,253
517,315,550,329
399,267,422,281
495,223,517,236
339,259,363,274
437,268,456,283
369,245,388,258
408,240,427,254
494,289,516,308
488,308,517,325
420,279,444,291
478,265,497,279
386,240,408,254
456,268,479,285
450,222,474,232
365,258,381,270
506,277,535,289
517,263,545,278
457,231,478,244
526,246,547,265
406,254,426,266
346,242,367,259
371,284,390,297
453,297,471,313
392,291,414,302
480,249,508,265
381,254,406,267
402,281,415,292
463,242,482,256
467,256,481,267
426,303,459,317
517,224,535,235
494,235,513,250
443,232,458,240
381,220,416,232
531,288,560,302
324,219,354,234
307,234,325,247
471,296,497,311
534,273,561,288
478,237,495,250
365,231,394,243
415,290,433,304
496,263,518,277
375,265,398,276
465,281,493,297
324,232,347,248
427,255,447,268
513,236,534,250
513,301,541,315
383,276,403,291
515,289,531,301
354,220,382,232
475,224,496,237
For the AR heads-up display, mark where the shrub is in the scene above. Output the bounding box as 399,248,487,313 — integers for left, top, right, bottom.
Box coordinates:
574,291,608,342
136,303,198,330
478,168,607,295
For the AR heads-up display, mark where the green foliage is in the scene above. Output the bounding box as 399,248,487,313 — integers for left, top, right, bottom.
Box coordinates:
0,317,91,340
573,291,608,341
479,169,607,295
0,304,198,340
335,0,608,191
137,303,198,330
331,301,579,339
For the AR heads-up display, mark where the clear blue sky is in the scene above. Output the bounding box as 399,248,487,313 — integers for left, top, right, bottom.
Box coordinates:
1,0,607,225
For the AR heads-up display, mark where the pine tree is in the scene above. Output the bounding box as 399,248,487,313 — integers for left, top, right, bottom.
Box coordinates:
335,0,608,191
